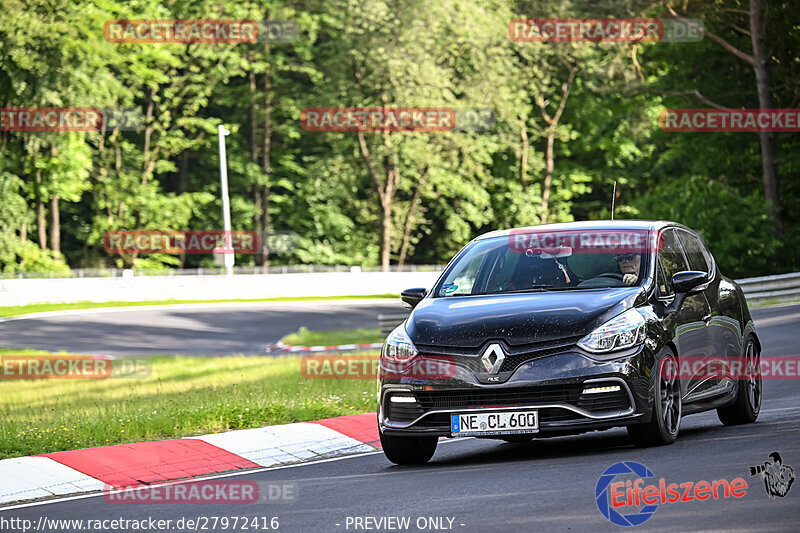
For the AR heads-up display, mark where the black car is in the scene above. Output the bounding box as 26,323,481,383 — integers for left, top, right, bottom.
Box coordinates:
377,221,762,464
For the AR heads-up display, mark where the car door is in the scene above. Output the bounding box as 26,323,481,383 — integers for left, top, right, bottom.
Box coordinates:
657,228,713,402
677,230,743,386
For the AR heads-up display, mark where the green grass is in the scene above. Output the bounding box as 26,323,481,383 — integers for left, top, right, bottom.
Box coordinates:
281,327,384,346
0,294,399,318
750,297,800,309
0,349,378,459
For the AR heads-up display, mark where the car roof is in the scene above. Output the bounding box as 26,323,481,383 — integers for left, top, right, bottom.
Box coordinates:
474,220,688,241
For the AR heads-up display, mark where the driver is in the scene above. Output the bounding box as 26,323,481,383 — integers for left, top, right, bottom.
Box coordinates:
615,253,641,286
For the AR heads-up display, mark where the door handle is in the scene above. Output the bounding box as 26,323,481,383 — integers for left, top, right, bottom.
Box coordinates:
702,314,712,323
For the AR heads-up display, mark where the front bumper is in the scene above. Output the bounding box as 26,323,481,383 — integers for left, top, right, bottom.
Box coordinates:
378,346,655,437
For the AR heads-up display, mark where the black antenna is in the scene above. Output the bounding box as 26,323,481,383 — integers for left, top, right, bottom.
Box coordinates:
611,181,617,220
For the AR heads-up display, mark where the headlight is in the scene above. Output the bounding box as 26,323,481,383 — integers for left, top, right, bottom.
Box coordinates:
578,308,646,355
382,323,418,362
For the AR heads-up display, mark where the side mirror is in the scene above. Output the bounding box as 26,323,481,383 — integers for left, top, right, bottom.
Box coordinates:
672,271,709,294
401,287,428,309
659,271,709,316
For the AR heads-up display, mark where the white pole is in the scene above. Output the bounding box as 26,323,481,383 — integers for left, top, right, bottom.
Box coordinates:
218,124,234,275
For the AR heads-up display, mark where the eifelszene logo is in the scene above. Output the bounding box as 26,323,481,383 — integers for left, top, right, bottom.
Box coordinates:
595,461,748,527
749,452,795,498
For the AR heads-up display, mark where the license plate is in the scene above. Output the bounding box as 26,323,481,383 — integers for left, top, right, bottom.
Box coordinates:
450,410,539,436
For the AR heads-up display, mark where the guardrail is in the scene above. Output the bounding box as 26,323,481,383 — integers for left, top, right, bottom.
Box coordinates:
378,313,411,336
375,272,800,337
0,268,796,310
0,270,443,307
737,272,800,305
0,264,445,280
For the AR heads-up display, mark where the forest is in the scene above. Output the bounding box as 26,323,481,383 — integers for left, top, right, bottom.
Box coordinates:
1,0,798,279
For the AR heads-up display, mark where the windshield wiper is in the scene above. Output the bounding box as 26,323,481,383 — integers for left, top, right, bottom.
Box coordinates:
499,285,561,293
464,285,594,296
500,285,602,293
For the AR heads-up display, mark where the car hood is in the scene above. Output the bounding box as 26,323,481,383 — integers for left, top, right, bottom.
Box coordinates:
405,287,645,349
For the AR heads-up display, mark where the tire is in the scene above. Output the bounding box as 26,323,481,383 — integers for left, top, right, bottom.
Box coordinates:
500,435,534,443
717,336,761,426
628,351,681,446
379,432,437,465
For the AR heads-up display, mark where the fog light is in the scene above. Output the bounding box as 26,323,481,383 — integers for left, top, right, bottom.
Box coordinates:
582,385,621,394
389,395,417,403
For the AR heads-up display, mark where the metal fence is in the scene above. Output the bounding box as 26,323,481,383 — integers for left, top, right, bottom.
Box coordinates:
0,270,445,306
378,313,413,336
1,267,797,308
0,264,445,280
737,272,800,305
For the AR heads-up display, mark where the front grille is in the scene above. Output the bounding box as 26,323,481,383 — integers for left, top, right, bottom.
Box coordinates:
415,413,450,427
539,408,583,423
417,337,580,376
386,383,632,428
406,408,584,430
386,401,424,422
576,389,630,412
499,345,575,372
414,384,584,410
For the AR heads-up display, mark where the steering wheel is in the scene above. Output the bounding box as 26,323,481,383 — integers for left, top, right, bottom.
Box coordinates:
596,272,625,281
577,271,627,288
497,279,517,292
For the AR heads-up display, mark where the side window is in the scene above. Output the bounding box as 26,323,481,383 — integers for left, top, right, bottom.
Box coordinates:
677,231,710,273
658,229,689,294
656,261,670,297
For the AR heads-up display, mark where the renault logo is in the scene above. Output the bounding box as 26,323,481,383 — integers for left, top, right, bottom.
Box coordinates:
481,343,505,374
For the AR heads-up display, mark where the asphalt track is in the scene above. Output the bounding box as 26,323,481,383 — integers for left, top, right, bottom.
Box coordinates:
0,300,407,356
1,303,798,531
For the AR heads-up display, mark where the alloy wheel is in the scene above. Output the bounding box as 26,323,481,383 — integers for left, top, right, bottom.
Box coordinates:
744,340,762,414
661,356,681,435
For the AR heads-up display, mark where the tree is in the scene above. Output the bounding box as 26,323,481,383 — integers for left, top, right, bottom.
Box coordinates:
666,1,781,246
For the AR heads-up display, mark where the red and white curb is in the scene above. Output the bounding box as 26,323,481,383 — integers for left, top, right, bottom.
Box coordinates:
266,341,383,353
0,413,379,505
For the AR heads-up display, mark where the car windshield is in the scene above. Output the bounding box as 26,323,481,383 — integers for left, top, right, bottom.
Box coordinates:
436,232,649,297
